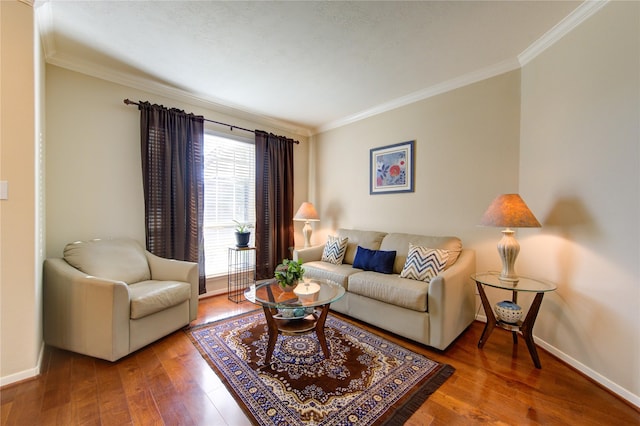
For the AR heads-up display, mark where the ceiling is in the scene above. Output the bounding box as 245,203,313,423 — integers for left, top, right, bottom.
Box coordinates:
36,1,585,135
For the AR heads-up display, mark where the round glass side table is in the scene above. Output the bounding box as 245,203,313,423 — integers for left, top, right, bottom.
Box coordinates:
471,272,557,369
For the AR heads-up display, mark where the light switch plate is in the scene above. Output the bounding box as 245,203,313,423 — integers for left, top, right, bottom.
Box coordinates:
0,181,8,200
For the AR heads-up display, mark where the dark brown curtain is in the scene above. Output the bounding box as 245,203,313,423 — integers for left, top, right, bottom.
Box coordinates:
255,130,295,280
138,102,206,294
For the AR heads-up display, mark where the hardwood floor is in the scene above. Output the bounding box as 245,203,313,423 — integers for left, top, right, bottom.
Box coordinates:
2,295,638,425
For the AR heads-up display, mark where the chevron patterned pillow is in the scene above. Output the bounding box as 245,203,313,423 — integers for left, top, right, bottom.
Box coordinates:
400,245,449,282
321,235,349,265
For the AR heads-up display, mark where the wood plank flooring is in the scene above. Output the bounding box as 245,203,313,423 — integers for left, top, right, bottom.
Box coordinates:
2,295,638,425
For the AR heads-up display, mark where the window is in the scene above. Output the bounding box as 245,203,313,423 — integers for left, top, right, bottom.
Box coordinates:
203,133,255,277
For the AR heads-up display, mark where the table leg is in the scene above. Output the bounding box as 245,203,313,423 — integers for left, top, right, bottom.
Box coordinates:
511,290,519,344
521,292,545,369
315,304,331,358
476,281,497,348
262,306,279,365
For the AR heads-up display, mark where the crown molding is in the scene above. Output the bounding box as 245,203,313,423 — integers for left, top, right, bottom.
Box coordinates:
35,1,56,58
46,53,313,138
518,0,609,66
318,0,609,134
36,0,606,138
316,58,521,134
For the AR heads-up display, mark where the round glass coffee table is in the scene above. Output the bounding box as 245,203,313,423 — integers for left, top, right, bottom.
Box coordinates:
245,279,345,364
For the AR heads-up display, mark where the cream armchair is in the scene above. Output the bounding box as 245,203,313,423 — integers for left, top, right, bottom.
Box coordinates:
43,238,199,361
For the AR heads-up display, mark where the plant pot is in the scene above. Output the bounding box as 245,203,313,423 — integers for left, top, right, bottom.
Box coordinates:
278,280,298,292
235,231,250,248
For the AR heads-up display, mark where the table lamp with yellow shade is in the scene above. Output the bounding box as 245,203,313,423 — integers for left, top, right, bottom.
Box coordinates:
480,194,541,282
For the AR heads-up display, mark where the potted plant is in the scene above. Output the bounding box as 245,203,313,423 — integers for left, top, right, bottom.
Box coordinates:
274,259,305,291
233,220,251,248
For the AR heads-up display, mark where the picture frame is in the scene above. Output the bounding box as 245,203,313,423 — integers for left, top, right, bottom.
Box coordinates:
370,140,415,194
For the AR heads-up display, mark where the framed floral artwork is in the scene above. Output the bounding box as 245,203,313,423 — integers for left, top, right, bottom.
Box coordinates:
370,140,415,194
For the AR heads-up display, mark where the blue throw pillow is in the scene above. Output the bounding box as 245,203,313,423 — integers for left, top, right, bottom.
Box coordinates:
371,249,396,274
353,246,396,274
353,246,375,270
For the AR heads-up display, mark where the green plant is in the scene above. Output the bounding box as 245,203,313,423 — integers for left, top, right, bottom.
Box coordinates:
274,259,305,288
233,220,251,233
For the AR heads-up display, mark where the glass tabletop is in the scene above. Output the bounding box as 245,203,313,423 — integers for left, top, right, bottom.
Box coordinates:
472,272,557,293
245,279,346,309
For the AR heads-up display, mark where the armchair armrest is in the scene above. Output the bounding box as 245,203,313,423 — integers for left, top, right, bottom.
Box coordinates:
43,258,130,361
293,245,325,263
145,251,199,321
427,249,476,350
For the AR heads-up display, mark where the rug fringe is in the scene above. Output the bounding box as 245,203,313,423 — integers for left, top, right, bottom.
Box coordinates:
184,308,262,332
380,363,455,426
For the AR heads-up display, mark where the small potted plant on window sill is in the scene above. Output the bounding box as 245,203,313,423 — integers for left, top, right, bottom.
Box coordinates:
274,259,305,292
233,220,252,248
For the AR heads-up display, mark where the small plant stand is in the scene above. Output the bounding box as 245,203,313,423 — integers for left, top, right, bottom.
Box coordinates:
228,246,256,303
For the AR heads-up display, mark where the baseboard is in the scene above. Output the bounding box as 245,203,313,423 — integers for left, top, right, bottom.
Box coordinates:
0,341,45,388
535,338,640,409
199,287,228,299
474,315,639,409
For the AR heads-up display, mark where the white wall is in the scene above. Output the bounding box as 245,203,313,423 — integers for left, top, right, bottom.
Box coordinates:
315,70,522,266
0,0,43,385
45,65,310,259
519,1,639,403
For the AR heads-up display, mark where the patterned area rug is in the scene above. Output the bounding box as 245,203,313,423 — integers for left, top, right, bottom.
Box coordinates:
188,311,454,425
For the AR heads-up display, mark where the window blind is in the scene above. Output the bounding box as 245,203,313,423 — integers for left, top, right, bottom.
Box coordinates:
203,133,256,277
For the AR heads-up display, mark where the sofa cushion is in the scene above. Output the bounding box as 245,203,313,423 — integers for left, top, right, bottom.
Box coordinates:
379,233,462,274
321,235,349,264
353,246,396,274
336,229,388,265
400,245,449,282
348,271,429,312
64,238,151,284
300,261,361,288
128,280,192,319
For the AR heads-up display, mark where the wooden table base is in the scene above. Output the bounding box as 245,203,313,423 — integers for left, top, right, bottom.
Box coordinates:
262,303,331,365
476,281,546,369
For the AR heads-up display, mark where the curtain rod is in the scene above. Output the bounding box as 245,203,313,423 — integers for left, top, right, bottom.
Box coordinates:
123,99,299,144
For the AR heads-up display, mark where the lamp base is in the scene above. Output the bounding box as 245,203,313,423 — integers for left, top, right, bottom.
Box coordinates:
497,229,520,282
302,221,312,248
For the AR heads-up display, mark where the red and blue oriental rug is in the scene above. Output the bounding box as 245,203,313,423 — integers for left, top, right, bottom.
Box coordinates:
188,311,453,425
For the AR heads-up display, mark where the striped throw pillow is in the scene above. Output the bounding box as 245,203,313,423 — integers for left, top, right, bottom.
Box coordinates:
400,245,449,282
321,235,349,265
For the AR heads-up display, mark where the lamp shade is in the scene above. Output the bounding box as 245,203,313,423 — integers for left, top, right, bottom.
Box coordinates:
479,194,541,228
294,202,319,221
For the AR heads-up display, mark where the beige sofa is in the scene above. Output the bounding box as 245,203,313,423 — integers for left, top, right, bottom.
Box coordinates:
43,238,199,361
293,229,476,350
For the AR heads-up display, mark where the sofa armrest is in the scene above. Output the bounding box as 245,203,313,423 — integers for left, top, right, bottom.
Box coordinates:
145,251,199,321
427,249,476,350
293,245,325,263
43,258,131,361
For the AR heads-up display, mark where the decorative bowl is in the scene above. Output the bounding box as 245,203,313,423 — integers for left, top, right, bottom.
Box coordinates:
294,281,320,303
495,300,523,324
278,308,295,318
